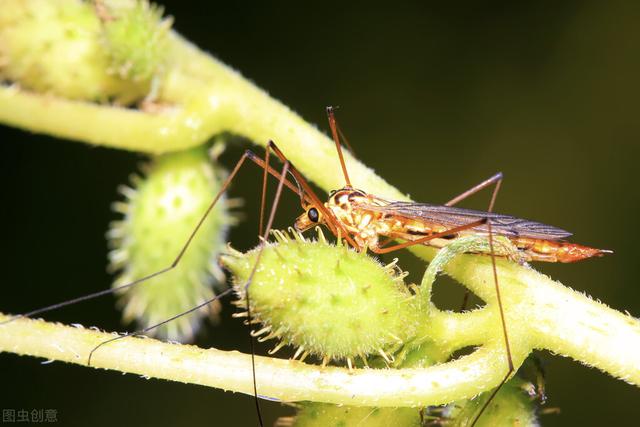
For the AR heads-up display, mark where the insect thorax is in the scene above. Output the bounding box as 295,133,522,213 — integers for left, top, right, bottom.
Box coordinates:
326,189,390,249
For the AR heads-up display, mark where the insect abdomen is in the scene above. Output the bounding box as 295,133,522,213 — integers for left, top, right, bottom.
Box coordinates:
514,238,612,263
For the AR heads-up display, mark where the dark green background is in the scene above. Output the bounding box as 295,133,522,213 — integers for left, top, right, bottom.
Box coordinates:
1,1,638,426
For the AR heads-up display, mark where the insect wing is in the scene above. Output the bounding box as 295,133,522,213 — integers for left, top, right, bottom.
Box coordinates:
366,201,573,240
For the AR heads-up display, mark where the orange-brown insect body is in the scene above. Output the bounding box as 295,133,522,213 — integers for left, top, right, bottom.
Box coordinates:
295,187,610,263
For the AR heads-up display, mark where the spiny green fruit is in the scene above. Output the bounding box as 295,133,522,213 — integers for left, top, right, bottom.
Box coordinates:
221,231,422,364
107,145,235,341
285,403,422,427
0,0,170,104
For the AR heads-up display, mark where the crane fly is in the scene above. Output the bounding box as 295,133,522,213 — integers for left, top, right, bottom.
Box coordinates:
3,106,611,427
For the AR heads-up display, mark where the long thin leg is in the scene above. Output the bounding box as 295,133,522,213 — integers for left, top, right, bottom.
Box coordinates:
326,106,357,156
370,219,488,254
87,153,293,427
374,172,502,254
445,172,503,312
439,172,515,426
266,141,359,249
368,177,514,427
458,291,472,312
87,287,235,364
444,172,503,207
244,160,291,427
326,106,352,188
469,178,514,427
1,149,302,325
258,147,270,236
245,149,305,199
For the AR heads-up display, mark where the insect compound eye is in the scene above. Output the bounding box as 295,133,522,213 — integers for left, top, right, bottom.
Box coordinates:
307,207,320,223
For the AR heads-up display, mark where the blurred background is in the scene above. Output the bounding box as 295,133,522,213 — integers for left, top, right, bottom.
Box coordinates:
1,1,638,426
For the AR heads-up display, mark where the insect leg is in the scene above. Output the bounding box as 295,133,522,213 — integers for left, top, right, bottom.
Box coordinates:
369,180,515,426
444,172,503,311
469,177,515,427
326,106,357,156
417,171,515,426
246,142,302,427
380,171,514,426
326,106,353,187
87,286,235,364
444,172,503,207
85,150,296,427
266,141,360,249
369,219,488,254
244,159,291,427
1,149,300,324
258,145,271,236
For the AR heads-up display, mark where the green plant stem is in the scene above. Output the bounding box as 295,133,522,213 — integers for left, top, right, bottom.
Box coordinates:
415,245,640,386
0,314,515,407
0,32,405,201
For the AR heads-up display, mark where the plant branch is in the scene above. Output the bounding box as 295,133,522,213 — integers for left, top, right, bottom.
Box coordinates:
413,244,640,386
0,314,517,407
0,31,405,201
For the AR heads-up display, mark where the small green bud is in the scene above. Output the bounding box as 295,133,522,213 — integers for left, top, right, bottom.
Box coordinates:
107,145,234,340
430,378,539,427
287,403,421,427
221,231,421,363
98,0,172,82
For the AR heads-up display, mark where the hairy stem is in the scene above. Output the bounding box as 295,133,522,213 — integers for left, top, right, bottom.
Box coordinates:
0,314,516,407
416,245,640,386
0,32,405,202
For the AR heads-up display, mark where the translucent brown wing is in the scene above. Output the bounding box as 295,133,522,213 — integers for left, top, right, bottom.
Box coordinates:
366,201,572,240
